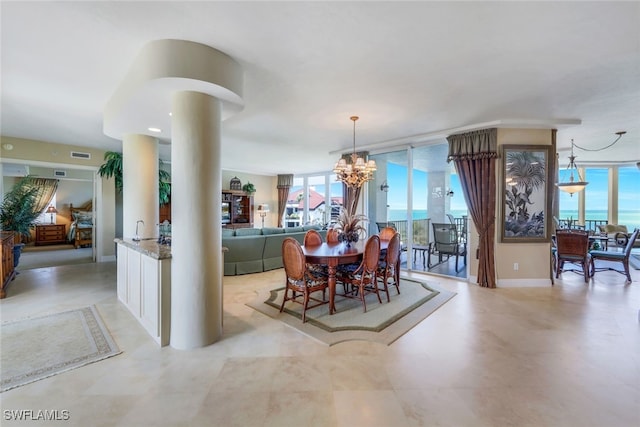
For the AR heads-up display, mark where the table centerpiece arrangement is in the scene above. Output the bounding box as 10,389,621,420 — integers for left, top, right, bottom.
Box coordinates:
334,210,368,247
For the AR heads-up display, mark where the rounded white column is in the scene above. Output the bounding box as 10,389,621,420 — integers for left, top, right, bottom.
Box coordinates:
122,134,159,240
170,91,222,349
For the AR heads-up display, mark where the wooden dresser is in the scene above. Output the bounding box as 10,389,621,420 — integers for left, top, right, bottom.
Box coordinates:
35,224,67,246
1,232,16,299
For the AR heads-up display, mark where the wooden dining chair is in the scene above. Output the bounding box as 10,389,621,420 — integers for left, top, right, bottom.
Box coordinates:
326,228,340,243
303,229,323,247
280,237,328,323
303,229,328,276
590,228,638,283
555,229,591,283
377,232,401,302
379,226,396,241
336,235,382,313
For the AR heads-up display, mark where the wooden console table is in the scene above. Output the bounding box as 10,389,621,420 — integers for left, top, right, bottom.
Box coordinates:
35,224,66,246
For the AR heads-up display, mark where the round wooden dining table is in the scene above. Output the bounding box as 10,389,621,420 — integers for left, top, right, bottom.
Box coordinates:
302,239,389,315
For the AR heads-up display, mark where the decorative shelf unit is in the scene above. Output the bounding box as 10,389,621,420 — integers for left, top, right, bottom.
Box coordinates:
222,190,254,228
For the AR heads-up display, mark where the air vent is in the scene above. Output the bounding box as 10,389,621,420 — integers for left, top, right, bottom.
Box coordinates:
70,151,91,160
54,170,67,177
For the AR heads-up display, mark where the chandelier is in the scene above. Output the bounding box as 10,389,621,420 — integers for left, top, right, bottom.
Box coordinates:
333,116,377,188
556,139,588,196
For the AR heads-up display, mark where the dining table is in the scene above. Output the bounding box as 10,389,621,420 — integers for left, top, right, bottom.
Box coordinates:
302,239,389,315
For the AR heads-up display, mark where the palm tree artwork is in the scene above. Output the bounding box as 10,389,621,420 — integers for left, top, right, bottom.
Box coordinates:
504,150,546,237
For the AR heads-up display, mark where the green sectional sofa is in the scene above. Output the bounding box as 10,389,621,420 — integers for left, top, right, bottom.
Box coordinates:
222,226,326,276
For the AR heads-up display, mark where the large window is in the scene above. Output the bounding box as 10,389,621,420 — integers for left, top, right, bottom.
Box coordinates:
287,174,343,227
619,166,640,231
557,164,639,231
584,168,609,223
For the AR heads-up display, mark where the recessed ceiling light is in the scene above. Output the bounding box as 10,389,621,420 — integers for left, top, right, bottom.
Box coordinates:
148,127,162,133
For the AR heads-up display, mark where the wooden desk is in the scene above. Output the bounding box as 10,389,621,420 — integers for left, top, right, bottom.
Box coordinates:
302,240,388,315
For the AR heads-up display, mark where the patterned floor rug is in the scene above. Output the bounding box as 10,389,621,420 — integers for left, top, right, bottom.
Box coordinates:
247,277,455,346
1,306,121,392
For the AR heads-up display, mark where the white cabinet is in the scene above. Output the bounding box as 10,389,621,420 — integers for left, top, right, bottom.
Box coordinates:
116,244,128,303
116,241,171,346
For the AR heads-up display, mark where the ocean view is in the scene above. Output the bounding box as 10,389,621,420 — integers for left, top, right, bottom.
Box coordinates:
388,209,468,221
559,210,640,231
388,209,640,231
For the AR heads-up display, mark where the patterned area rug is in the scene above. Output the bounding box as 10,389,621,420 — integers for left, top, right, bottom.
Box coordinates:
247,277,455,346
1,306,121,392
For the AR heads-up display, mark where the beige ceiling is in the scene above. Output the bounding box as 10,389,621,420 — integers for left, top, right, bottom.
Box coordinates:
1,1,639,175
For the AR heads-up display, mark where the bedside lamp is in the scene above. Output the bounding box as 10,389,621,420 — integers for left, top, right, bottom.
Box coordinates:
257,204,270,228
46,205,58,224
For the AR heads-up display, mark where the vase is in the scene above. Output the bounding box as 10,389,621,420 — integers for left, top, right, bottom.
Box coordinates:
338,231,359,247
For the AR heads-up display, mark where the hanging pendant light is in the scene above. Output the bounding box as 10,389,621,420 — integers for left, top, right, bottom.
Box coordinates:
556,139,588,196
333,116,376,188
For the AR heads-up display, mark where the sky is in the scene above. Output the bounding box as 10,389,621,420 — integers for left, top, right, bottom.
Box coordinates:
386,163,639,214
559,165,640,212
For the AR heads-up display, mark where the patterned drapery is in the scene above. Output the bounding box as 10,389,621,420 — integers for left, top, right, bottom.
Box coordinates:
28,178,59,215
447,128,498,288
277,174,293,228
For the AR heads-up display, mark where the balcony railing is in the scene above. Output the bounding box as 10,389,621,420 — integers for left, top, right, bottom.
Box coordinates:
382,219,430,246
557,218,608,234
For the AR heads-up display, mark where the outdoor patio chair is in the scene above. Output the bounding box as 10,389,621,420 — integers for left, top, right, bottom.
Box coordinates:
590,228,638,283
554,229,590,283
428,222,467,272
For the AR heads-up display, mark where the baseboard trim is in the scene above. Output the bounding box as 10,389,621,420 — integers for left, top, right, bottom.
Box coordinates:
99,255,116,263
497,278,552,288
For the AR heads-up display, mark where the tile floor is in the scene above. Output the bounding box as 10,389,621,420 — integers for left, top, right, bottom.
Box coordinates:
0,259,639,427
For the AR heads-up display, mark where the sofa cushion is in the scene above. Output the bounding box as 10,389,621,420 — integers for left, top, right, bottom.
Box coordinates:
234,228,262,236
285,226,304,233
222,228,235,237
263,232,306,271
222,235,266,275
261,227,285,235
600,224,628,234
303,225,322,231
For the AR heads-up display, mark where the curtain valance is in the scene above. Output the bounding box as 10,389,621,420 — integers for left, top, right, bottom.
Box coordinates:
447,128,498,161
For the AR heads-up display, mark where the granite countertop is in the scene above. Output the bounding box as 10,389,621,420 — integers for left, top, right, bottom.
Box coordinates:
114,238,172,260
115,238,228,260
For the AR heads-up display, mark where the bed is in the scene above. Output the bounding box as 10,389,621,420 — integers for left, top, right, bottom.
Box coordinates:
69,202,93,249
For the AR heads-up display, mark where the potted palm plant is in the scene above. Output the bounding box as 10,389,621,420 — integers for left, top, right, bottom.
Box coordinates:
0,176,42,266
98,151,172,205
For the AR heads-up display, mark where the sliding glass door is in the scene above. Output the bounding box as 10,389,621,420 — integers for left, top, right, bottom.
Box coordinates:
368,142,468,276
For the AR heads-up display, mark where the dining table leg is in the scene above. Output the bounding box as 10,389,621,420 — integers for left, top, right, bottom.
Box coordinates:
327,261,338,314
